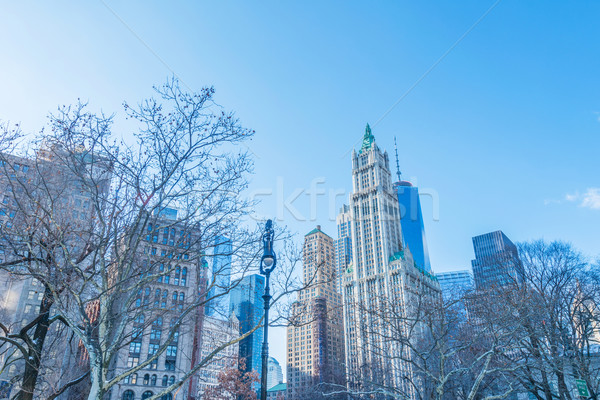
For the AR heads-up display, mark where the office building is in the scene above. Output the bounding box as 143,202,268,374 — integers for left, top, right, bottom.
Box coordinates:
392,138,431,272
267,383,287,400
267,357,283,390
115,209,207,400
334,205,352,294
395,181,431,272
471,230,522,290
0,147,111,399
287,226,345,399
206,236,232,320
195,315,240,398
229,274,265,377
436,270,474,301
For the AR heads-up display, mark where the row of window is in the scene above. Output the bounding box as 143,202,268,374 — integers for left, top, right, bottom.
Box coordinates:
126,355,177,371
136,288,185,310
122,389,172,400
124,373,176,387
157,264,187,286
146,224,191,249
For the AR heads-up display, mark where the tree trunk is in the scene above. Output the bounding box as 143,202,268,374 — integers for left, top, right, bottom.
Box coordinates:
15,284,54,400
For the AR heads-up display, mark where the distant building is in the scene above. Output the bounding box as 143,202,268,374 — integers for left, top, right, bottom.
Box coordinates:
196,315,240,398
436,270,474,301
229,274,265,377
267,382,287,400
267,357,283,389
206,236,232,319
0,147,111,399
287,226,345,399
471,230,522,290
395,181,431,272
392,137,431,273
114,210,208,400
334,205,352,293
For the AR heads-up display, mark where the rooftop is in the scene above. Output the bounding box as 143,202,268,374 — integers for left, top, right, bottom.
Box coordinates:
268,382,287,392
304,225,332,238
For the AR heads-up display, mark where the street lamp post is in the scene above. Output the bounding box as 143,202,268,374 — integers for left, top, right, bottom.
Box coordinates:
260,220,276,400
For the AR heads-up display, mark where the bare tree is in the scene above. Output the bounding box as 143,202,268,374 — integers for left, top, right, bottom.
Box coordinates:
0,79,328,400
479,240,600,400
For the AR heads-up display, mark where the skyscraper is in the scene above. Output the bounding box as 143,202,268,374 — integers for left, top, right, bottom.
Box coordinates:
229,274,265,377
436,270,474,301
334,205,352,293
393,138,431,272
115,209,207,400
395,181,431,272
340,125,440,397
471,230,522,290
0,147,111,398
206,235,232,319
287,226,345,399
266,356,283,390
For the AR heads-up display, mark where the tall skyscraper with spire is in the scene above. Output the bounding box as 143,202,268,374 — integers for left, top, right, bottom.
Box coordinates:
393,137,431,272
340,125,440,398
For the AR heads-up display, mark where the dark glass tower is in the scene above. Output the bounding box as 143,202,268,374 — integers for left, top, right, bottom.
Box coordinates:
392,137,431,272
471,230,522,290
206,235,232,319
229,274,265,376
395,181,431,272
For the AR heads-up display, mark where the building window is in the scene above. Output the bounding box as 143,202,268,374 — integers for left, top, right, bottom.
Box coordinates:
143,373,150,385
148,343,159,356
169,376,175,385
165,360,176,371
151,374,157,386
166,345,177,358
162,375,168,387
124,373,137,385
161,290,168,308
129,341,142,355
174,266,180,285
158,264,164,282
150,328,161,341
142,391,154,400
127,356,139,368
181,267,187,286
122,390,134,400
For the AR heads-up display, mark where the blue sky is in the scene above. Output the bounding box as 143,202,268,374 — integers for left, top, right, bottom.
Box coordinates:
2,1,599,377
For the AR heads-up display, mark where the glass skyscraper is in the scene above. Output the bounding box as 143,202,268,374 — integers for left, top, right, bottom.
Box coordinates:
395,181,431,272
206,235,232,319
334,204,352,293
471,230,522,290
436,270,474,301
229,274,265,376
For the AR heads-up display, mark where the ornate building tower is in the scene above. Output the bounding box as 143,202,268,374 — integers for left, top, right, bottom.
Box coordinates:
340,125,440,398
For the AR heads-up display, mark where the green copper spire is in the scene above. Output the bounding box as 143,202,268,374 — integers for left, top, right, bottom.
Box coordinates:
360,123,375,153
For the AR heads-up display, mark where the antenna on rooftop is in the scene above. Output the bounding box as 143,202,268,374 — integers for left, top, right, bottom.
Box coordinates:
394,136,402,182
